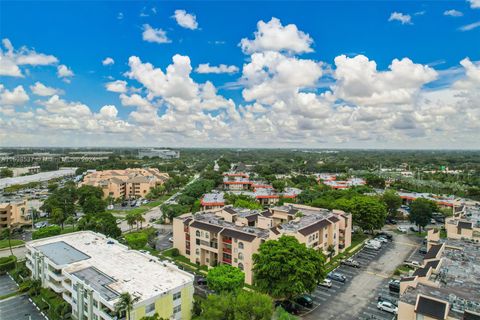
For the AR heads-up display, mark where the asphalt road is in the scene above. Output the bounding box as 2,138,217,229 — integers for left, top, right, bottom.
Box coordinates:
304,233,419,320
0,294,46,320
0,246,27,259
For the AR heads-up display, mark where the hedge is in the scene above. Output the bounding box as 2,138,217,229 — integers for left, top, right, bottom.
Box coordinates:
32,225,62,240
125,232,148,250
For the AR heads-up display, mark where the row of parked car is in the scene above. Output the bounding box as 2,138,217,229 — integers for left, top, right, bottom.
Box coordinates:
365,232,392,250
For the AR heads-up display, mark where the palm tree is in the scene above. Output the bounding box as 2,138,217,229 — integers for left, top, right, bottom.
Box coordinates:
135,213,145,230
126,213,136,231
114,292,140,320
327,245,336,261
7,227,14,257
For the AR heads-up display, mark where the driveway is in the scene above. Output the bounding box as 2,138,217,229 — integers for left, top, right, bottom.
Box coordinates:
304,233,419,320
0,275,17,296
0,246,27,259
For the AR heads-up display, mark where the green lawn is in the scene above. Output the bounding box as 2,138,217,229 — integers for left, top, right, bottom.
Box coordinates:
0,239,25,249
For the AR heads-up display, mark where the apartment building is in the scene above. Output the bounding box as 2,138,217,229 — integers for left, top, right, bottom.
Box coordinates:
173,204,352,284
81,168,169,199
397,191,458,208
200,192,225,210
0,200,30,230
445,204,480,241
222,172,252,191
315,173,366,189
397,230,480,320
26,231,194,320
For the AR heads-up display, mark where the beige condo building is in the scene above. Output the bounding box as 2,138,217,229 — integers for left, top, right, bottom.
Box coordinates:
81,168,169,199
0,200,30,230
444,204,480,241
173,204,352,284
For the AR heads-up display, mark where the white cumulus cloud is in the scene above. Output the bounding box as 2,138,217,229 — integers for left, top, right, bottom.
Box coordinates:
444,9,463,17
173,10,198,30
30,82,63,96
102,57,115,65
468,0,480,8
0,85,29,106
105,80,128,93
142,24,171,44
195,63,239,74
389,12,412,25
57,65,74,81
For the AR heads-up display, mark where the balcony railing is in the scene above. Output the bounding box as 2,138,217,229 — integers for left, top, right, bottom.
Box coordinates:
222,237,232,244
222,258,232,264
223,247,232,254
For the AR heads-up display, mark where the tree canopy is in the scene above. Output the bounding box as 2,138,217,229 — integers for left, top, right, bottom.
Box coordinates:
252,235,325,300
207,264,245,292
347,196,387,233
409,198,437,231
382,190,402,217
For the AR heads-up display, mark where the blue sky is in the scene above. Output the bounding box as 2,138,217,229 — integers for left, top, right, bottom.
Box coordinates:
0,1,479,148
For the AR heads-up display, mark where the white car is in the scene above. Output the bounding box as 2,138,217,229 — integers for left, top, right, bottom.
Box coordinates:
375,237,388,243
366,239,382,247
319,279,332,288
397,226,408,233
365,243,381,250
377,301,398,314
168,237,173,243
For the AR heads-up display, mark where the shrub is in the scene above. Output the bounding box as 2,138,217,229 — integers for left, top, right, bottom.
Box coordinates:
0,255,16,273
171,248,179,257
32,225,62,240
125,232,148,250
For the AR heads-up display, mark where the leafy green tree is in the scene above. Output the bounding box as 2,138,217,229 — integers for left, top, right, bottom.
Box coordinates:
349,196,387,233
253,236,326,300
274,306,298,320
32,225,62,240
125,232,148,249
114,292,140,320
65,216,76,231
326,244,336,260
234,290,274,320
207,264,245,292
364,174,386,188
382,190,402,217
0,168,13,178
126,213,137,230
50,208,67,229
409,198,437,232
272,180,286,192
135,212,145,230
77,212,121,238
47,182,58,193
82,196,107,214
199,292,234,320
234,198,263,210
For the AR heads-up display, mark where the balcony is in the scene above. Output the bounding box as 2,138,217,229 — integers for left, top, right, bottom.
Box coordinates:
222,258,232,264
222,237,232,244
223,247,232,254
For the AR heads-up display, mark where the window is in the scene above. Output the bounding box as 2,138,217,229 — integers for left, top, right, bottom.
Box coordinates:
196,249,199,255
205,233,209,239
196,230,200,237
145,303,155,313
238,253,244,260
196,239,200,245
238,242,244,249
174,305,181,314
238,263,244,270
173,292,181,301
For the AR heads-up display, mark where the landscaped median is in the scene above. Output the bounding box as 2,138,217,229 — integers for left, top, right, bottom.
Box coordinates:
0,239,25,249
160,248,209,275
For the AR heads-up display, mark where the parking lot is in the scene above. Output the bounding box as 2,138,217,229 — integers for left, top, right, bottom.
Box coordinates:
303,233,420,320
0,295,46,320
0,275,18,297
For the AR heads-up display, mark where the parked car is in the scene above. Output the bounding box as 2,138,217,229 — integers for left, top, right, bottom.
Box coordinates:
410,225,420,232
276,300,301,315
130,201,137,207
341,258,361,268
295,294,313,308
319,279,332,288
375,237,388,244
376,232,393,240
397,226,409,233
377,301,398,314
404,260,422,268
196,276,207,286
378,295,398,306
366,239,382,246
388,279,400,293
168,237,173,243
327,272,346,283
419,246,428,254
34,221,48,229
365,243,381,250
386,218,398,225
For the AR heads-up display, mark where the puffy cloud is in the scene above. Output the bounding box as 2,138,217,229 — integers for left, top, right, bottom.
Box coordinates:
0,85,29,106
195,63,239,74
173,10,198,30
454,58,480,88
105,80,128,93
30,82,63,96
332,55,437,106
459,21,480,31
98,105,118,119
142,24,171,44
239,17,313,54
57,64,74,81
0,38,58,77
388,12,412,25
102,57,115,65
468,0,480,8
444,9,463,17
39,95,91,118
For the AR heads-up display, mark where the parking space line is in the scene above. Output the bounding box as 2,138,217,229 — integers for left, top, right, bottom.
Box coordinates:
313,290,332,297
364,270,390,279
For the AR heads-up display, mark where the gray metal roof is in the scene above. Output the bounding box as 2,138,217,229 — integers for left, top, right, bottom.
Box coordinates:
71,266,119,301
36,241,90,265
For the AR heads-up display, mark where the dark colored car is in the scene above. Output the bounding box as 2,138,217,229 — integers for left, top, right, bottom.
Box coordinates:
419,246,428,254
295,294,313,308
327,272,346,283
386,218,398,225
388,279,400,293
196,276,207,286
376,232,393,240
278,300,301,315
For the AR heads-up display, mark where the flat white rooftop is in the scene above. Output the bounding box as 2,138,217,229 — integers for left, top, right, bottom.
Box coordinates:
28,231,193,303
0,168,77,189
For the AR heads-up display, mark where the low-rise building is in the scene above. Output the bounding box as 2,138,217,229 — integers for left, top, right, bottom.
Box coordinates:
26,231,194,320
81,168,169,199
138,149,180,159
173,204,351,284
315,174,366,189
200,192,225,210
0,200,30,230
445,204,480,241
398,231,480,320
398,191,458,208
222,172,252,191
